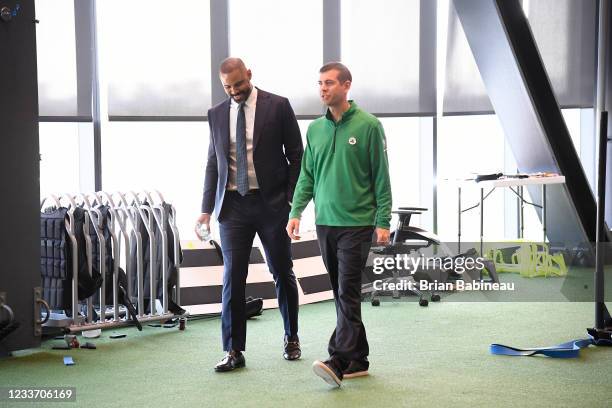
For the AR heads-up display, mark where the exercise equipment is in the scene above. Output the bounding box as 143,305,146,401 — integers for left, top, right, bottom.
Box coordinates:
39,190,184,334
487,242,567,277
491,328,612,358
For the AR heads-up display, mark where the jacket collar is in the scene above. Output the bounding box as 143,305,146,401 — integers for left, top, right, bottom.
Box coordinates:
252,88,269,151
325,100,357,124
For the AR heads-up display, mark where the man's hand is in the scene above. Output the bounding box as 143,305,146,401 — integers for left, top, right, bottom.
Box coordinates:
286,218,301,240
195,213,211,239
375,227,390,245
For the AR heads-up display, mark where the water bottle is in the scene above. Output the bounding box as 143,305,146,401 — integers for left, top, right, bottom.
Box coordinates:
196,222,211,241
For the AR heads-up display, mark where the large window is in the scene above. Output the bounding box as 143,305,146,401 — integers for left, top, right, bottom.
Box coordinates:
33,0,597,246
380,118,422,228
341,0,432,114
39,123,82,199
444,0,596,113
436,109,584,242
437,115,507,242
101,122,208,237
99,0,212,117
229,0,323,115
35,0,78,117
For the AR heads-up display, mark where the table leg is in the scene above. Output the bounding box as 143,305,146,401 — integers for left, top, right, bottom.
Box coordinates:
519,185,524,239
480,188,484,256
458,187,462,253
542,184,547,243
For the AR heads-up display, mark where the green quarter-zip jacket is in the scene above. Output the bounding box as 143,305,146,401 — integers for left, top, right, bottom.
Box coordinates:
289,101,392,229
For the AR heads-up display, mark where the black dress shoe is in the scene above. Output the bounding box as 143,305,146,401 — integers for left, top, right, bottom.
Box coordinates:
214,351,245,372
283,335,301,360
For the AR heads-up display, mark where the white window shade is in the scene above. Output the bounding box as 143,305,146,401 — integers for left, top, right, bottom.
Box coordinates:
35,0,78,117
100,0,211,117
444,0,597,114
341,0,435,115
229,0,323,116
526,0,596,108
443,3,492,114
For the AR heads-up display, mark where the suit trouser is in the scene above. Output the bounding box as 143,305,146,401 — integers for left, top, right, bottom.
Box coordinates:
315,225,373,368
218,190,299,351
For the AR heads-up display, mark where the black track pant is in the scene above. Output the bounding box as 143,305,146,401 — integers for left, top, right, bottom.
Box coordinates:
316,225,374,368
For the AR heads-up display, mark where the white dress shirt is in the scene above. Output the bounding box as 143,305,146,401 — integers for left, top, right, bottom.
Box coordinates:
227,86,260,191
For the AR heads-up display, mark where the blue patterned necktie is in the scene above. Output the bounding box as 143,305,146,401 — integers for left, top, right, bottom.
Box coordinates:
235,102,249,196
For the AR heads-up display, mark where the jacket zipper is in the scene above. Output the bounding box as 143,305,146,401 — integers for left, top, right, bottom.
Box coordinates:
332,125,337,154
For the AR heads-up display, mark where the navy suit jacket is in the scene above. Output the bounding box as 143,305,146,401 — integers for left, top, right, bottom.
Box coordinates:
201,89,303,220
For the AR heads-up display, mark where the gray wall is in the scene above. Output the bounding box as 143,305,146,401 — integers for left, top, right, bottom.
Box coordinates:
0,0,41,353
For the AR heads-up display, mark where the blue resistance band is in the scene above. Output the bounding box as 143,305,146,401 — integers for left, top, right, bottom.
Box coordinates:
490,329,612,358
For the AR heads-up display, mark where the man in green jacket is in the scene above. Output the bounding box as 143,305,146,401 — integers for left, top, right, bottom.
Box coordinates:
286,62,392,387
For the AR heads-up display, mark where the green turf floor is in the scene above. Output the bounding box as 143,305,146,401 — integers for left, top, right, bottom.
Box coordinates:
1,301,611,408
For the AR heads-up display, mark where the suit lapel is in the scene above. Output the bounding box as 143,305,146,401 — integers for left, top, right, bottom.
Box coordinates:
218,99,231,158
253,89,269,151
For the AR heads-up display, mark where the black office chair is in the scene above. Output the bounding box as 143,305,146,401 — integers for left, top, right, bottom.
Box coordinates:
365,207,443,307
391,207,440,247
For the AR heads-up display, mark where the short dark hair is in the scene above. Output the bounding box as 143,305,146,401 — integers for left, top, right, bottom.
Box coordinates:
219,57,247,74
319,62,352,83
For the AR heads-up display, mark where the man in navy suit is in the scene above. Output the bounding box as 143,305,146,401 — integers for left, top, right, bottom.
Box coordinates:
197,58,303,372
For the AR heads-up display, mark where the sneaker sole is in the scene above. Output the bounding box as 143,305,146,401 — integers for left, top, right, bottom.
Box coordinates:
312,361,342,387
343,370,369,379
